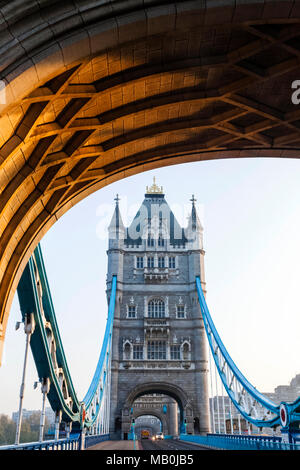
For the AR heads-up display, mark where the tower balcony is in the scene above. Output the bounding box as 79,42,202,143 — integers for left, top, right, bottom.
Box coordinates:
120,361,193,370
144,317,170,337
143,267,169,282
144,317,169,327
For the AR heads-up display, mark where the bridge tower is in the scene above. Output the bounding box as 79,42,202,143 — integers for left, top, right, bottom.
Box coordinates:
106,179,210,439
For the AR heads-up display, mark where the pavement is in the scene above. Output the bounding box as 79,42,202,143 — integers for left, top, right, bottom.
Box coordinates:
86,440,142,450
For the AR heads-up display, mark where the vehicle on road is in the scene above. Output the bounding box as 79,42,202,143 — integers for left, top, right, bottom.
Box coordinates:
141,430,150,439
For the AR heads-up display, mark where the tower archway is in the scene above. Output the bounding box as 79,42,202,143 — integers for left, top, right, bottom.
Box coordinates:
120,382,193,438
134,414,164,439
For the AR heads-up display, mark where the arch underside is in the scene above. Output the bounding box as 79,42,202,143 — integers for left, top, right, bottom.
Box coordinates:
133,411,166,432
1,0,300,361
124,381,188,413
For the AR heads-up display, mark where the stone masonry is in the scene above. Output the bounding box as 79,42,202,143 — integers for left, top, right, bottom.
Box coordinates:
106,178,210,438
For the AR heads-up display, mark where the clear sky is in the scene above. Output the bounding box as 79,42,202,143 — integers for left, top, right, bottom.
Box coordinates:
1,157,300,416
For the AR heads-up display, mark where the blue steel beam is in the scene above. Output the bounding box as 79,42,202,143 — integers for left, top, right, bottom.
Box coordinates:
17,243,116,430
196,276,279,427
17,249,80,423
83,274,116,428
196,276,300,430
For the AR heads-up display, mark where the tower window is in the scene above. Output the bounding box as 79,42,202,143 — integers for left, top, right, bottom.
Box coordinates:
147,257,154,268
133,345,143,360
170,345,181,360
147,236,154,247
169,257,176,268
136,256,144,268
147,341,166,360
158,236,164,247
158,257,165,268
148,299,165,318
127,306,136,318
177,305,185,318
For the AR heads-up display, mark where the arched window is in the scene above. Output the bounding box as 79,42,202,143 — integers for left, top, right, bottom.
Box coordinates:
147,235,154,247
158,236,164,247
148,299,165,318
182,342,190,361
124,342,131,360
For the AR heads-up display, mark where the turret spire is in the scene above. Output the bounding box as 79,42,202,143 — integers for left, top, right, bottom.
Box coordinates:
190,194,199,231
108,194,125,238
185,194,203,248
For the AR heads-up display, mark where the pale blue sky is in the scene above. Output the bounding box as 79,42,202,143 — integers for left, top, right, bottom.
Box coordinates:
1,157,300,415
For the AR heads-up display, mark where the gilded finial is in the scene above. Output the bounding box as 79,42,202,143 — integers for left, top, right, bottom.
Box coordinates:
146,176,163,194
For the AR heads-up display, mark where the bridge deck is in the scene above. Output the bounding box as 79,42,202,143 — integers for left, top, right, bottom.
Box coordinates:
86,440,141,450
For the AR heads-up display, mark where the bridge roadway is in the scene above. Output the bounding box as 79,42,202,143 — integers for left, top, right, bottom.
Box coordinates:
87,440,137,450
141,438,209,451
86,438,209,451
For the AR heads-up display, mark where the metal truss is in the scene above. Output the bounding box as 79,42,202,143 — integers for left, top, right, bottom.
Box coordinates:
196,276,281,428
4,18,300,354
16,244,116,432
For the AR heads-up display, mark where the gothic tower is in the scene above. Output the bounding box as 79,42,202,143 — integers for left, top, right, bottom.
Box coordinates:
106,179,210,439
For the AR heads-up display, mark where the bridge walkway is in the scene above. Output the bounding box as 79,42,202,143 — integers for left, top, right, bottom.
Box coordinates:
86,440,142,450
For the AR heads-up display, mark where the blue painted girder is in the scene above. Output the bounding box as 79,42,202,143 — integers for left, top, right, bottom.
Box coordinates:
195,276,300,429
16,243,117,428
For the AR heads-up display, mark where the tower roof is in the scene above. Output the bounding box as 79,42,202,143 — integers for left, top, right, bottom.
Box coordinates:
186,194,203,233
108,182,203,246
108,194,125,234
125,177,187,246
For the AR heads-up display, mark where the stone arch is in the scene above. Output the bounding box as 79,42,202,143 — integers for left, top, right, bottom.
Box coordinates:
1,1,300,362
125,381,188,409
123,381,193,434
133,410,167,435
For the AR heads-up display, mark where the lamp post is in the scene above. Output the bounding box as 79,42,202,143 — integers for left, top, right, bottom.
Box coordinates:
15,313,35,445
39,377,50,442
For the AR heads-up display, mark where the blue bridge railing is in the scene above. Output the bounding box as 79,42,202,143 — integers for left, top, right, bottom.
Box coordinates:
0,436,80,450
84,433,110,448
180,433,300,451
0,433,110,450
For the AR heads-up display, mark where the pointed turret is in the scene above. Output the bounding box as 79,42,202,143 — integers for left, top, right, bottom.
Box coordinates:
190,194,203,232
186,195,203,249
108,194,125,244
107,194,125,284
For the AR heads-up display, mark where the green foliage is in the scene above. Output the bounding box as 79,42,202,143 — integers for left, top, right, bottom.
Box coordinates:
0,412,49,445
0,415,15,445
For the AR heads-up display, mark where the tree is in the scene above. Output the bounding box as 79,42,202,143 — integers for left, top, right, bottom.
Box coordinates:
0,412,50,445
0,415,15,445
